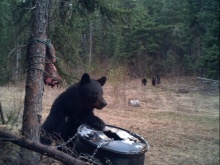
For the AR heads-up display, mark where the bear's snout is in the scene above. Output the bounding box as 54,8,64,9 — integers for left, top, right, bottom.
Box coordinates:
94,96,107,110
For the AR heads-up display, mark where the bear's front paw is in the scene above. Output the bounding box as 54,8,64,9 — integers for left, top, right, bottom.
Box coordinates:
86,116,106,130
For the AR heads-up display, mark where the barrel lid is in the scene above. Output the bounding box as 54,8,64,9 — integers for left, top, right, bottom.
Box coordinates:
77,124,149,154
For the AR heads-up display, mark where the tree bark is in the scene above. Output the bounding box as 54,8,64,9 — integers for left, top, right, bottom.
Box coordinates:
89,21,92,67
0,102,5,124
0,129,86,165
21,0,50,164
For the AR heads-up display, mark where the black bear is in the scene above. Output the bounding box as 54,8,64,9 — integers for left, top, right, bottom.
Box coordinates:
152,77,156,86
40,73,107,145
142,78,147,86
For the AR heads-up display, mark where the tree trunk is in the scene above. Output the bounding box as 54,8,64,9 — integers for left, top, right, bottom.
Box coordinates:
89,21,93,67
0,102,5,124
21,0,50,164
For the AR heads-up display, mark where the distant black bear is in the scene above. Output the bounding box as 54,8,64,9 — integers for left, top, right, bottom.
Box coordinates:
152,77,156,86
40,73,107,145
142,78,147,86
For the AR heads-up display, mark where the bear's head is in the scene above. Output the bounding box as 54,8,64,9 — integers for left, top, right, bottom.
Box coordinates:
79,73,107,110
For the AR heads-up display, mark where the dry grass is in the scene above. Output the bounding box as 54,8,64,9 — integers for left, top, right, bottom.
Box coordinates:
95,78,219,165
0,77,219,165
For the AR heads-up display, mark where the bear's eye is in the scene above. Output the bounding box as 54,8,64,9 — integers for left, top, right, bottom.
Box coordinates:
93,93,98,98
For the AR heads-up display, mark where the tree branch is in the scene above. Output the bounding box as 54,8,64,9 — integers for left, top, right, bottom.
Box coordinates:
8,45,27,57
0,128,86,165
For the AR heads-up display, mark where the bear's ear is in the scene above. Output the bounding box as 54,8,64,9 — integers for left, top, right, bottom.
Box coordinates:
97,76,106,86
80,73,90,85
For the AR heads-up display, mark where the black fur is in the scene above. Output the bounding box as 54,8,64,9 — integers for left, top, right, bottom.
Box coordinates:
152,77,156,86
142,78,147,86
40,73,107,145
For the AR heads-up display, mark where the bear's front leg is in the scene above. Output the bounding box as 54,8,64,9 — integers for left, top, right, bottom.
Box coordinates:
85,115,106,130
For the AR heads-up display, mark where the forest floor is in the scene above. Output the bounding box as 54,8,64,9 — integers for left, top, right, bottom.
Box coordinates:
0,76,219,165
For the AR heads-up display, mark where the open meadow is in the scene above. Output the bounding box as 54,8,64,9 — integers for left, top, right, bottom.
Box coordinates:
0,76,219,165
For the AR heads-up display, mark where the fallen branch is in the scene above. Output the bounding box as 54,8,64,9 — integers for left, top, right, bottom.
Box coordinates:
196,77,220,83
0,128,86,165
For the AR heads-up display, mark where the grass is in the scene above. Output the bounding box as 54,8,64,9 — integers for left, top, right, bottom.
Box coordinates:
0,77,219,165
96,108,219,165
95,78,219,165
